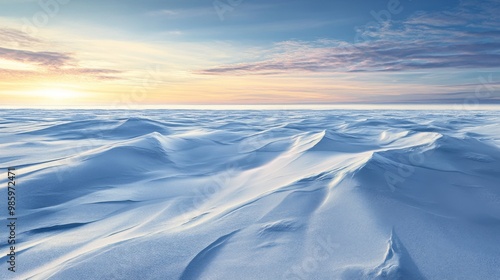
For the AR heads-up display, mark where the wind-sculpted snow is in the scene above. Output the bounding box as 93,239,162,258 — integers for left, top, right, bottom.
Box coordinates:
0,109,499,279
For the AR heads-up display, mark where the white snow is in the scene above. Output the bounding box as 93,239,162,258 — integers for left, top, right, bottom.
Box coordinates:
0,109,499,279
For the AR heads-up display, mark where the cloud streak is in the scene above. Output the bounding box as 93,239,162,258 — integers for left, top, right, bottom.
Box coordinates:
0,28,42,47
0,47,74,68
198,0,500,75
0,28,123,80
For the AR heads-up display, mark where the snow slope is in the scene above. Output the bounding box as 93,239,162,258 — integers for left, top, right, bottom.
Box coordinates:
0,109,499,279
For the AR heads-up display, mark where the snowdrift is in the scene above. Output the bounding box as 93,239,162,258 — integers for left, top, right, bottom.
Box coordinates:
0,109,499,279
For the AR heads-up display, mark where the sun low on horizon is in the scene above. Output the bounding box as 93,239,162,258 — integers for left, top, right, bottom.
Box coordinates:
0,0,499,107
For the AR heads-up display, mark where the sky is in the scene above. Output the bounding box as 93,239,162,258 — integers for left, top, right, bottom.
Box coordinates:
0,0,499,107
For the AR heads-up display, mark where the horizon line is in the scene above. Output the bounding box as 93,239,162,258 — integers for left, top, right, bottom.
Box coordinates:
1,104,500,111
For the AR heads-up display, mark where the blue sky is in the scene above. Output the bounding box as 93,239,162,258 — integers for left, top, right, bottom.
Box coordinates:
0,0,462,41
0,0,499,105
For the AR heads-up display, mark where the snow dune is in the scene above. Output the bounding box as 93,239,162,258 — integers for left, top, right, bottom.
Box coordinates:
0,109,499,279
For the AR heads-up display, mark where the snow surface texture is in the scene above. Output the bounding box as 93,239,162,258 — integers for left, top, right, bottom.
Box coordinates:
0,109,500,280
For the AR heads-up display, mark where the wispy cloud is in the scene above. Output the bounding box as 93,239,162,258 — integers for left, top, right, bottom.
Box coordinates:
0,28,123,80
0,47,74,68
147,9,178,17
0,28,41,47
197,0,500,75
146,7,214,19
